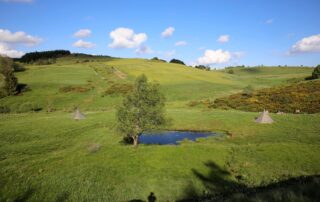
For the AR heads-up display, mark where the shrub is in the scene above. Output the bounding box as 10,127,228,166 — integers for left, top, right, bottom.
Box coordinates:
12,63,26,72
311,65,320,79
104,83,133,96
59,85,92,93
0,105,10,113
227,69,234,74
195,65,210,71
151,57,166,62
169,59,185,65
17,102,42,113
34,58,56,65
211,80,320,114
0,57,18,96
242,85,254,97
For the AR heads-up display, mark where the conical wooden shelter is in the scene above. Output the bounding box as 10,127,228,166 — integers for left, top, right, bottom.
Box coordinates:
73,108,86,120
255,110,273,124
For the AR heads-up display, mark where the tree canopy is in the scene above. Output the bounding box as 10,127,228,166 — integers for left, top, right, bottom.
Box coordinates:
311,65,320,79
194,65,210,71
0,57,18,97
169,59,185,65
19,50,71,63
116,74,167,146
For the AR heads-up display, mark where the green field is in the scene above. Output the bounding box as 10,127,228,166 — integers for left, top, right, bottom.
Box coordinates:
0,56,319,201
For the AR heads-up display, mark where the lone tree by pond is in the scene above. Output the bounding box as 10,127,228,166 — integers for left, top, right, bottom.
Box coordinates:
116,74,167,146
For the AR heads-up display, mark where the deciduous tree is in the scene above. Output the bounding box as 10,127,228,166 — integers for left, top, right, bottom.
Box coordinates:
116,74,167,146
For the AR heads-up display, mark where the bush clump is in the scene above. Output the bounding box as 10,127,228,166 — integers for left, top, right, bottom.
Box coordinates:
195,65,210,71
151,57,167,62
0,105,10,113
169,58,185,65
0,57,18,96
306,65,320,80
59,85,92,93
211,80,320,113
104,83,134,96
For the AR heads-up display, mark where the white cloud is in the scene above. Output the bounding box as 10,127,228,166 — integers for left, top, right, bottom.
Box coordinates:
289,34,320,54
135,45,153,55
175,41,187,46
0,29,42,46
217,35,229,43
108,27,147,49
266,19,273,24
196,49,231,65
0,0,33,3
74,29,91,38
0,43,24,58
73,39,95,49
161,27,175,38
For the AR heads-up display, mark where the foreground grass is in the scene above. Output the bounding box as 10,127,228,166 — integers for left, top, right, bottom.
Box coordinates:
0,109,319,201
0,57,318,201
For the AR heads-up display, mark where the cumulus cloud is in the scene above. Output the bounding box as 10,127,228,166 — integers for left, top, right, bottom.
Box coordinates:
175,41,187,46
266,19,273,24
289,34,320,54
0,43,24,58
217,35,229,43
196,49,231,65
161,27,175,38
0,0,33,3
135,45,153,55
74,29,91,38
73,39,95,49
108,27,147,49
0,29,42,46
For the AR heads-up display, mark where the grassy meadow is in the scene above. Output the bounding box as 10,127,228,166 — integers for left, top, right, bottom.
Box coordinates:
0,56,319,201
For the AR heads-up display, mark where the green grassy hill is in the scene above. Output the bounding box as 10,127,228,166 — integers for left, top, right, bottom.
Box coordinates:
0,55,318,201
0,56,313,111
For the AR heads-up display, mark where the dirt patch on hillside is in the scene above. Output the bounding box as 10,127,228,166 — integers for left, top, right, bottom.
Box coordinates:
113,68,127,79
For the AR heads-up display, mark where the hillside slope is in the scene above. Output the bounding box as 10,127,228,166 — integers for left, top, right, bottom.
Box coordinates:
212,80,320,113
0,56,313,112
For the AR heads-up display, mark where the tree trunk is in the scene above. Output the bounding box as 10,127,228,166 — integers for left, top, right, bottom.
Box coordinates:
132,135,139,147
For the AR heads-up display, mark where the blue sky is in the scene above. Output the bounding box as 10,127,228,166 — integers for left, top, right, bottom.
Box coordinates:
0,0,319,67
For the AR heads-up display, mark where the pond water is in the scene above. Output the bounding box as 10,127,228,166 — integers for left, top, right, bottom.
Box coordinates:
139,131,218,145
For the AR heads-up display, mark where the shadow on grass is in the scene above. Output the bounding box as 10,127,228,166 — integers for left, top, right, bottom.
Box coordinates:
55,191,70,202
14,187,35,202
178,161,320,202
128,192,157,202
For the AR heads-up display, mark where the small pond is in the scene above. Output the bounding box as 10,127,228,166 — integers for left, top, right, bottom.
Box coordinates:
139,131,218,145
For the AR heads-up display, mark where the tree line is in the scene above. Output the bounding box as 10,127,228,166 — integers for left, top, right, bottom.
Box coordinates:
18,50,71,63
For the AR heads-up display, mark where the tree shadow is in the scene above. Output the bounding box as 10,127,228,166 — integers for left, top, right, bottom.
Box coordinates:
178,160,320,201
16,83,30,94
55,191,70,202
128,192,157,202
14,187,35,202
